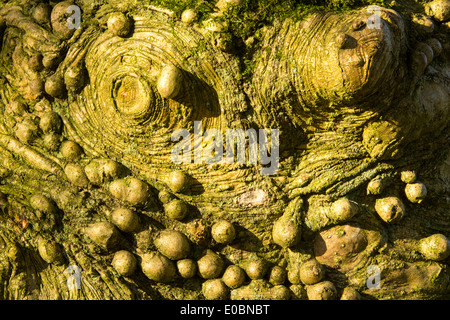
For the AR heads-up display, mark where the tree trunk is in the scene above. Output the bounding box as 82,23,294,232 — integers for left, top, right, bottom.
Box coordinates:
0,0,449,300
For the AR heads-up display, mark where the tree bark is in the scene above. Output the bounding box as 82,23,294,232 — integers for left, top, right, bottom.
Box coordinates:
0,0,449,300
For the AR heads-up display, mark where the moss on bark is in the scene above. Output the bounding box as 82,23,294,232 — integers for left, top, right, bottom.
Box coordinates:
0,0,448,300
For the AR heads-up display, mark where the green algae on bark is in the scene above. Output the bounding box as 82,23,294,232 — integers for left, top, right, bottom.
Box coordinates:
0,0,448,301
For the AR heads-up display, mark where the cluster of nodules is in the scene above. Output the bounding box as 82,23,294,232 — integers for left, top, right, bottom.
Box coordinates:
72,165,337,300
410,38,443,76
365,170,449,261
326,170,450,263
57,131,137,194
370,170,450,261
19,2,87,99
409,0,448,76
201,257,359,300
271,167,450,297
208,257,361,300
73,166,260,300
28,55,85,100
83,193,259,300
103,0,245,54
85,211,351,300
367,170,428,223
4,99,66,152
61,143,157,210
1,191,66,265
31,57,86,100
182,0,243,53
16,3,135,101
22,0,239,102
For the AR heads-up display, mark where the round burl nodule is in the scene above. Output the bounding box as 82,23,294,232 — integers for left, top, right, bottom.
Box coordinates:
299,259,325,285
374,197,405,224
197,250,225,279
107,12,132,37
141,252,176,283
30,78,45,99
271,285,290,300
64,65,86,92
415,42,434,63
43,132,62,151
51,1,76,39
211,220,236,244
111,207,140,233
164,199,188,221
181,9,197,24
166,170,191,193
329,198,358,223
154,230,190,260
269,266,287,285
45,74,66,98
85,159,127,185
222,265,246,289
39,111,62,133
37,238,64,265
202,279,229,300
340,287,361,300
367,179,383,195
42,53,62,70
411,50,428,75
15,119,38,144
29,53,44,72
272,214,301,248
177,259,197,278
246,259,268,280
32,3,52,25
112,250,137,276
109,177,152,207
158,190,173,204
419,234,450,261
306,281,337,300
405,182,427,204
157,66,184,101
104,160,127,178
64,163,89,188
425,38,443,57
85,222,121,250
400,170,417,184
60,140,83,160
